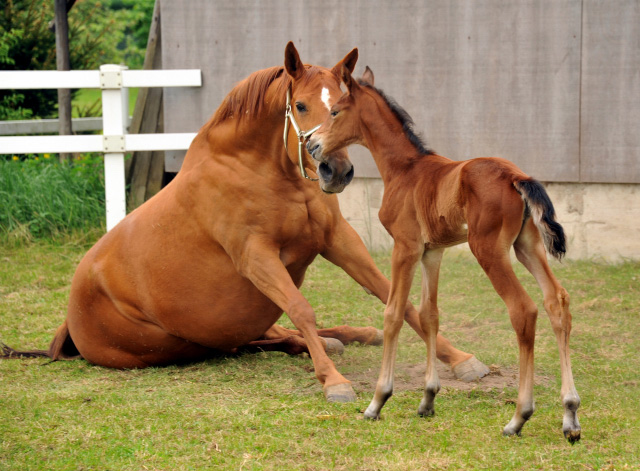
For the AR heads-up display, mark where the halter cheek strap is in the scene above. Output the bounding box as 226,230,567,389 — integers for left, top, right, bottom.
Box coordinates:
284,87,321,181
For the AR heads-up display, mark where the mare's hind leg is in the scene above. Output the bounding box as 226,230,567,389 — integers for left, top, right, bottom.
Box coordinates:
266,323,383,347
72,319,217,369
253,326,345,355
514,218,581,442
469,237,539,437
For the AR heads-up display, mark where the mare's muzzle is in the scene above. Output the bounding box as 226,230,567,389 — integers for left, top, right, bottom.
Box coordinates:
316,154,354,194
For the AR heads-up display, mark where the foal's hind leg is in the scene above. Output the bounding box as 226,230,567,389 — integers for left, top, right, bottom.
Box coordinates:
470,238,539,437
514,219,581,442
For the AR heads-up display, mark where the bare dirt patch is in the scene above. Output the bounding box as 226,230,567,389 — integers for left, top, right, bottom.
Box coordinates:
349,362,552,393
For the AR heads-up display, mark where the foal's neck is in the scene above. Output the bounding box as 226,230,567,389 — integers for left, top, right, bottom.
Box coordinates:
361,94,426,184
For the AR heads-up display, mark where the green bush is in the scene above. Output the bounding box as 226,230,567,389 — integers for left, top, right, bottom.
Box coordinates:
0,154,105,241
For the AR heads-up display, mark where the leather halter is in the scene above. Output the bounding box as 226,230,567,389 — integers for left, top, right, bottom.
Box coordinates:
284,87,322,181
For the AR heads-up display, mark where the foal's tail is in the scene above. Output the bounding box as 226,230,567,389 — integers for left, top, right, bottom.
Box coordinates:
1,320,80,362
514,179,566,261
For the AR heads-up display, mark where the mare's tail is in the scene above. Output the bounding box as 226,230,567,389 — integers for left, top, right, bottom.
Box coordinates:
1,320,80,361
514,179,566,261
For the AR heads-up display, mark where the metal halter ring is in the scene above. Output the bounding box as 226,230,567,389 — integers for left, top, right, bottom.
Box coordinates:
284,87,321,181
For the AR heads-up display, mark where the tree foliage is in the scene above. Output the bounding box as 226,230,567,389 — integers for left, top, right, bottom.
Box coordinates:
0,0,155,119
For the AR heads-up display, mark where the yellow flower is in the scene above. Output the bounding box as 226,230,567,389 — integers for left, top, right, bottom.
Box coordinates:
12,156,19,161
44,154,50,159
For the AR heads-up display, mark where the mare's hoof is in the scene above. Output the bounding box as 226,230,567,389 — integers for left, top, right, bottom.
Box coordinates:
564,428,581,444
322,337,345,356
324,382,356,403
452,355,490,382
370,329,384,346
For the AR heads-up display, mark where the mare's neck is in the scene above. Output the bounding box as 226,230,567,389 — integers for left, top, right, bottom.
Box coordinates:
200,103,296,178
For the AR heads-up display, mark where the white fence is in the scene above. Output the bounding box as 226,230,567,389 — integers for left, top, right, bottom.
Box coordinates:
0,65,201,230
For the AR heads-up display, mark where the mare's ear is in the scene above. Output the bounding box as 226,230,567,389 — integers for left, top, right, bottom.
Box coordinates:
361,66,375,86
332,48,358,76
284,41,305,81
341,64,361,95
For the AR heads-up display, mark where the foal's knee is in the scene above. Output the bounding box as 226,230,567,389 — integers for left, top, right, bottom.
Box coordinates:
383,308,404,332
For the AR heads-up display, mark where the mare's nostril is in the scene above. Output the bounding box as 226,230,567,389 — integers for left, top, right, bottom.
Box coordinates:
343,165,354,185
306,141,319,154
318,162,333,181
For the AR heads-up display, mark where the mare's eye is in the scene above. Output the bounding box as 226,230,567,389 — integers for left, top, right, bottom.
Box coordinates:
330,110,339,118
295,102,307,113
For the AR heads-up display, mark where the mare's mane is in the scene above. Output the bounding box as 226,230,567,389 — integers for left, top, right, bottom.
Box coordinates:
209,65,328,129
357,79,435,157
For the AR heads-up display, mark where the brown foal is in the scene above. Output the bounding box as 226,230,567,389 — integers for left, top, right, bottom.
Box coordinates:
308,66,581,441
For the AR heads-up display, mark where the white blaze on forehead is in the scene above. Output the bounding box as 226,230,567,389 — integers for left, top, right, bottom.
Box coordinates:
321,87,331,111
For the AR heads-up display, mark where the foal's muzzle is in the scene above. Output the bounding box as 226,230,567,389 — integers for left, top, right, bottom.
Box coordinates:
307,139,354,193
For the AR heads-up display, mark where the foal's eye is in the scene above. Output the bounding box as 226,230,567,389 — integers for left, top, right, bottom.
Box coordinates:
330,110,339,118
295,102,307,113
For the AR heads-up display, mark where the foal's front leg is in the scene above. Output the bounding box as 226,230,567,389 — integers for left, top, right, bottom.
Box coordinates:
417,249,444,417
364,243,421,419
322,220,489,380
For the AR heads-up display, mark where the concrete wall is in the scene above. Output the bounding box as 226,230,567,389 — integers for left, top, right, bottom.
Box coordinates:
160,0,640,183
159,0,640,260
337,179,640,262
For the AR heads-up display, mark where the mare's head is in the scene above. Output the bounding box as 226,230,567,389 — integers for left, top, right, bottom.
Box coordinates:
307,66,376,161
283,42,357,193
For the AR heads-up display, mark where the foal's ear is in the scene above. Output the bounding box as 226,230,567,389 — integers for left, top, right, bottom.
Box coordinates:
284,41,305,81
361,66,375,86
332,48,359,77
341,64,361,94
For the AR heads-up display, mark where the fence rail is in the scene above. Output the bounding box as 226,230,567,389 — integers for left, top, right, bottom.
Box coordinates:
0,117,115,135
0,65,201,230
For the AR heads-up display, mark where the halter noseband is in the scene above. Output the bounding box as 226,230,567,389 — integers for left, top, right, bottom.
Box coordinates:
284,87,322,181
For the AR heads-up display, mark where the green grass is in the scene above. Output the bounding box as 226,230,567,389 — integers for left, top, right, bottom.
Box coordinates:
1,239,639,470
0,157,105,241
73,88,139,118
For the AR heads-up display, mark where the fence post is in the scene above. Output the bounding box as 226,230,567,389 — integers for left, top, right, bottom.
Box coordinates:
100,64,129,231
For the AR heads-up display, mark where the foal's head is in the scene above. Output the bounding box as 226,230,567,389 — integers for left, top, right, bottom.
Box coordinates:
306,65,377,161
283,42,357,193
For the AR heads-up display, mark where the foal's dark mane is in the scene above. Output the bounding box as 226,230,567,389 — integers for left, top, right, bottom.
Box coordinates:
357,79,435,157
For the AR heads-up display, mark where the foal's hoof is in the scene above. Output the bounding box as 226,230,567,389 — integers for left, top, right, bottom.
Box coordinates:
324,382,356,403
452,355,490,382
564,428,581,444
321,337,345,356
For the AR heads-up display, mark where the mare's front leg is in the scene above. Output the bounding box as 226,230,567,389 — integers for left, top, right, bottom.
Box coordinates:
322,220,488,381
364,242,421,419
235,237,355,402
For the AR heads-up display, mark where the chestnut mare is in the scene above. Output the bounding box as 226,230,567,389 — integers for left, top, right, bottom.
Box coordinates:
1,43,489,402
308,66,581,440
